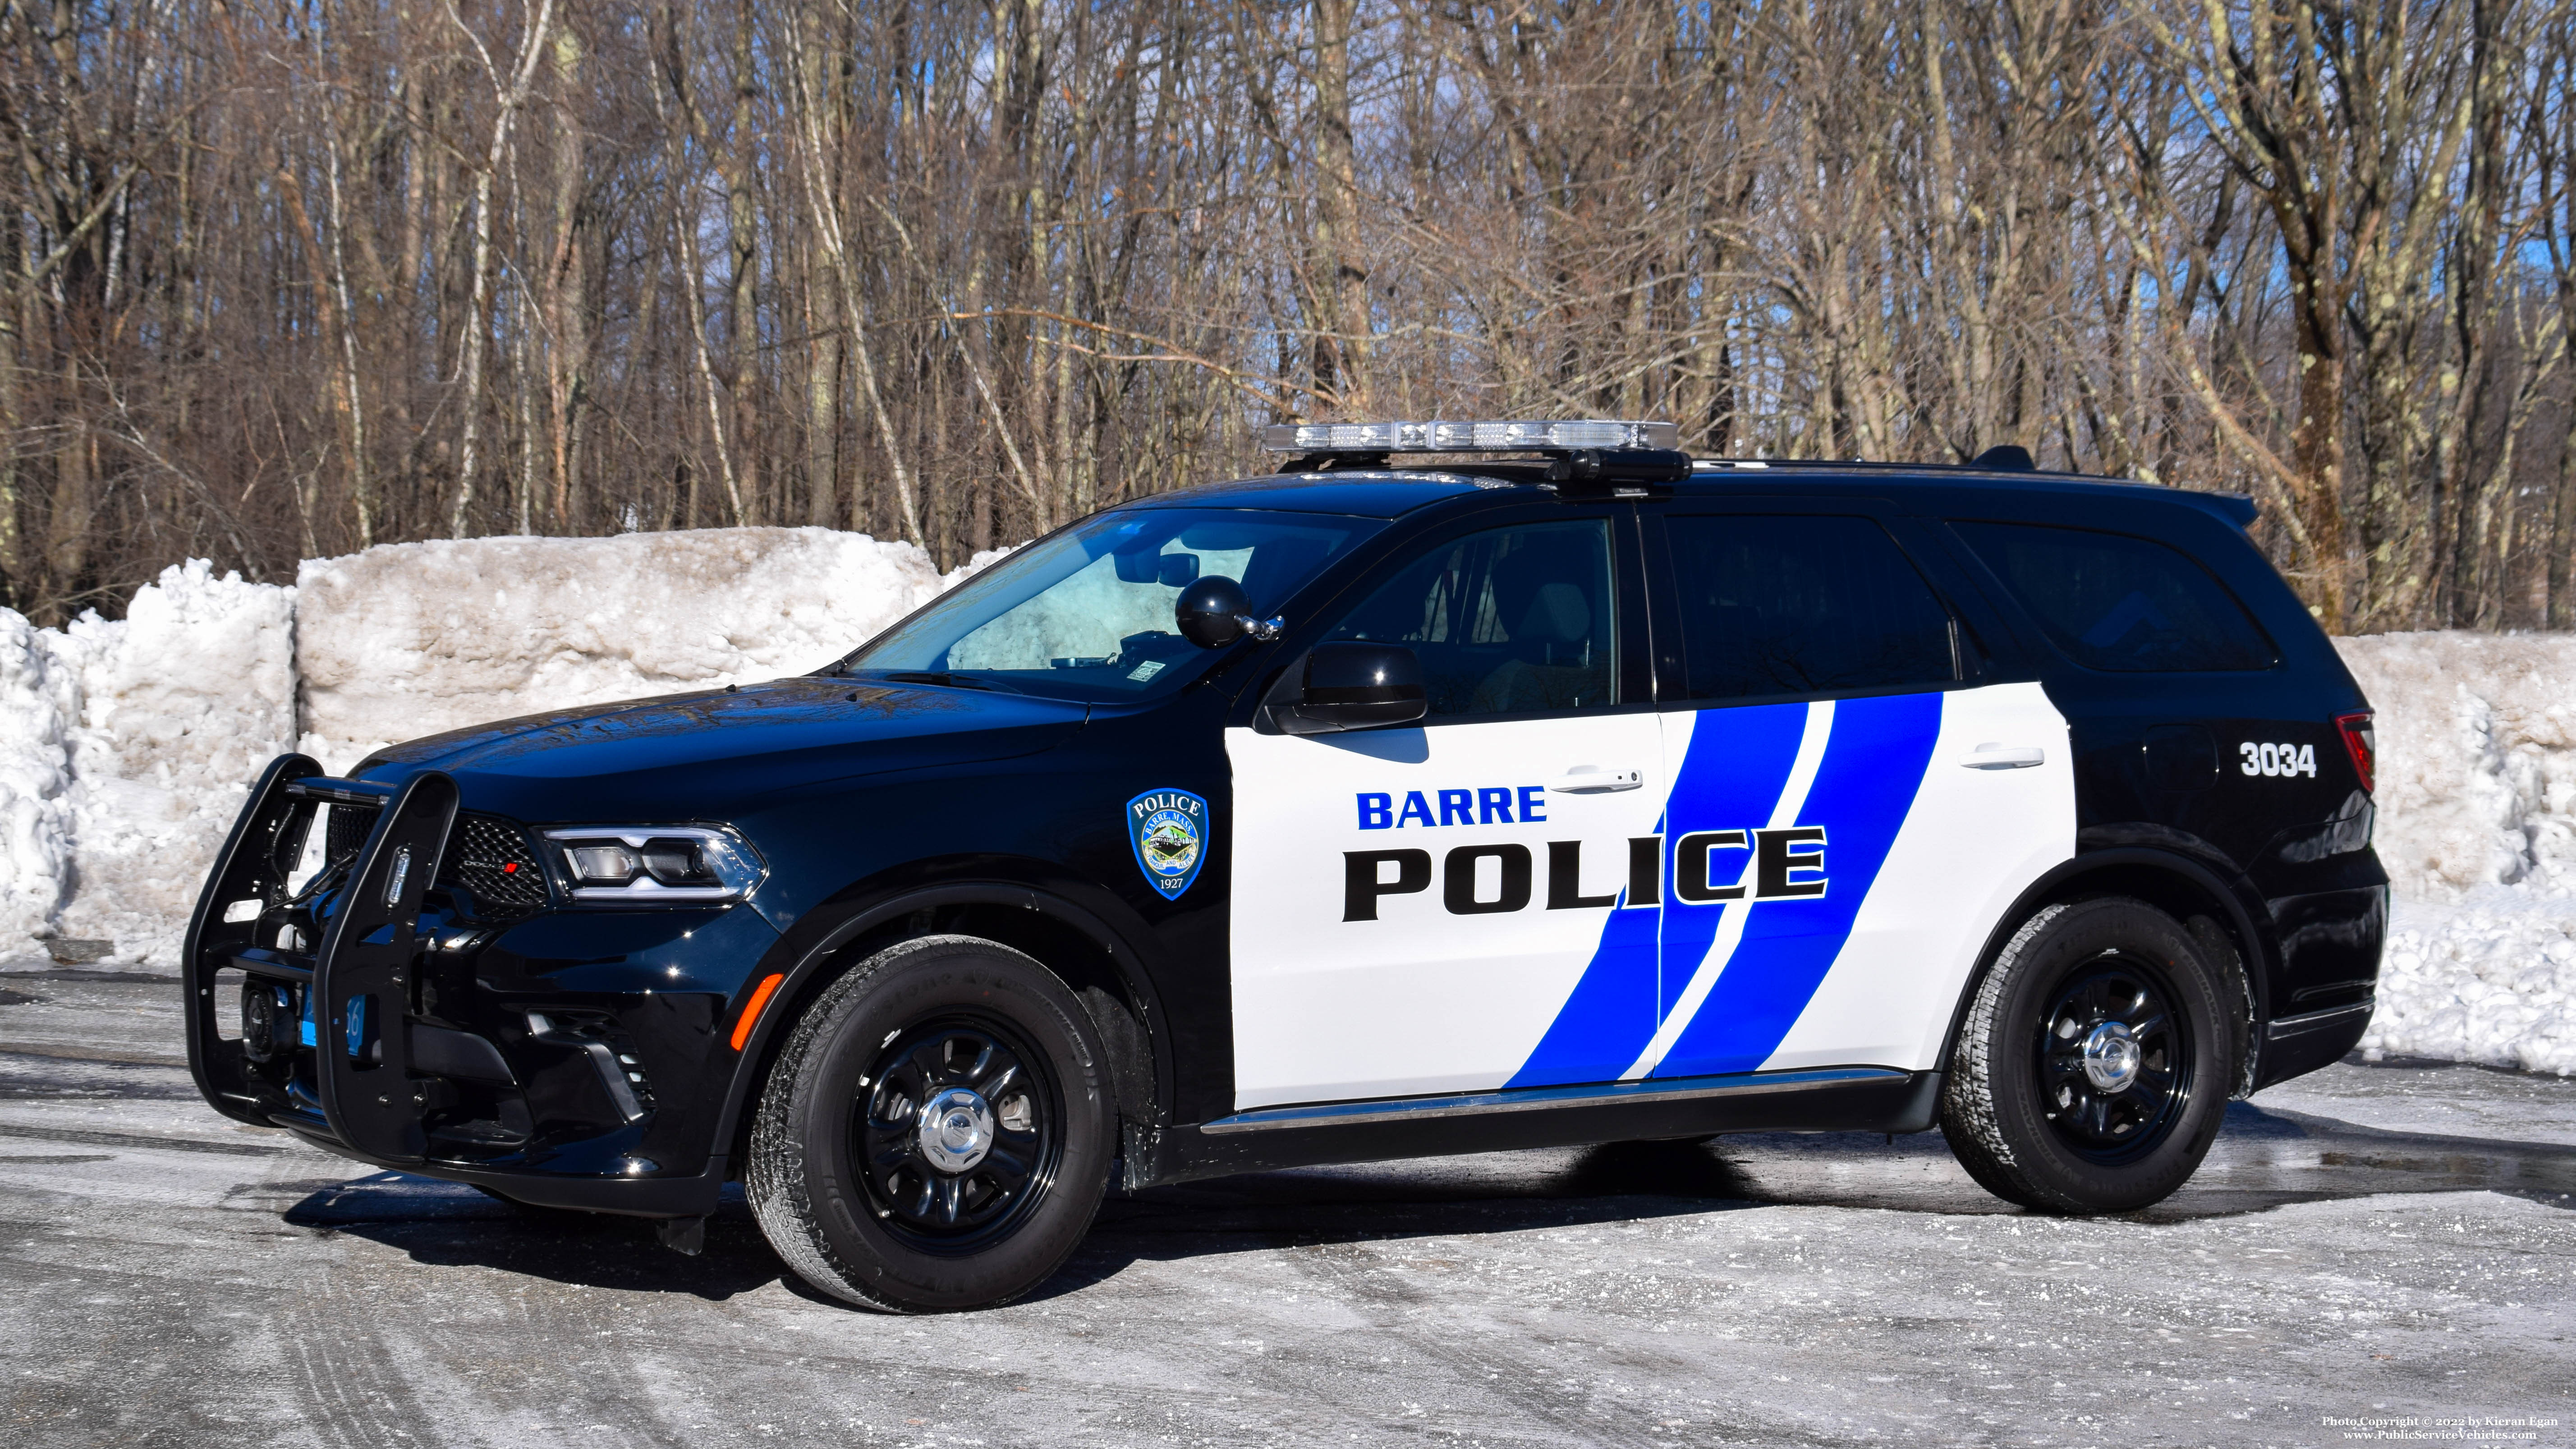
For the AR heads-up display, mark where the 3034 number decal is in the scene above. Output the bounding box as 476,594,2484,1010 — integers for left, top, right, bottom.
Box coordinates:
2240,741,2316,778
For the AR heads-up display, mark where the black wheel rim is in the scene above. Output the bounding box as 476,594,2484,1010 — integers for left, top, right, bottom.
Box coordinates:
2033,956,2195,1165
854,1016,1061,1253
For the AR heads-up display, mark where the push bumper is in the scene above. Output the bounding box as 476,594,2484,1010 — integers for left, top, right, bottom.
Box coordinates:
184,756,735,1218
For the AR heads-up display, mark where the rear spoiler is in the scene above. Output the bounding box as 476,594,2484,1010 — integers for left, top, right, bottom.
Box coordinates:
2210,493,2258,528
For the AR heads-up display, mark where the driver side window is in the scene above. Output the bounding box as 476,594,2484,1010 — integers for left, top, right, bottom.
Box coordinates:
1322,519,1617,717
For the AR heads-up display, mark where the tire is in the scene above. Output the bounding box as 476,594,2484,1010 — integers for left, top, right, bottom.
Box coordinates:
1939,897,2239,1214
747,935,1116,1312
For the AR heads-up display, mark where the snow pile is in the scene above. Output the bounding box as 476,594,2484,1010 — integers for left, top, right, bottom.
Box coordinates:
2333,633,2576,898
0,610,75,942
45,562,299,963
0,529,983,965
295,528,981,771
2368,889,2576,1075
2336,634,2576,1074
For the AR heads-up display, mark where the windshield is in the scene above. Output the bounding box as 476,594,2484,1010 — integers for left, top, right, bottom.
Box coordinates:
839,507,1387,702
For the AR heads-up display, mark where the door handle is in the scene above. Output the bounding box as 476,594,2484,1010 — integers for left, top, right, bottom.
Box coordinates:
1960,743,2046,770
1549,766,1645,793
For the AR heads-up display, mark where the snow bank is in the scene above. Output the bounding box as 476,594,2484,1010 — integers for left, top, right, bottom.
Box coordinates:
2370,890,2576,1075
295,528,980,771
47,562,298,963
0,529,981,965
2335,634,2576,1073
2333,633,2576,898
0,561,294,964
0,610,74,943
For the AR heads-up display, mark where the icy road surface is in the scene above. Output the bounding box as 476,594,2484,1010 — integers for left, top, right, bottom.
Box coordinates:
2,969,2570,1448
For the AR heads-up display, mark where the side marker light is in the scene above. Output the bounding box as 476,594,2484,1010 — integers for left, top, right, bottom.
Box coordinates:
730,973,786,1052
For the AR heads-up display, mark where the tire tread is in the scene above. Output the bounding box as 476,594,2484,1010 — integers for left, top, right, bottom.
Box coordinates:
1939,897,2234,1214
746,934,1107,1312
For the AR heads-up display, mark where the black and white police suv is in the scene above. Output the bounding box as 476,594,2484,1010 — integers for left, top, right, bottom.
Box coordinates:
184,419,2383,1311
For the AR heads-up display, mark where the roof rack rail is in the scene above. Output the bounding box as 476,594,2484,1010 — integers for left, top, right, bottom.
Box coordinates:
1692,455,2097,480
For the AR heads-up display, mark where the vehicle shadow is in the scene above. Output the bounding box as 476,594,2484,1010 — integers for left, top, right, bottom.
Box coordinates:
281,1174,787,1301
1038,1101,2576,1300
279,1099,2576,1309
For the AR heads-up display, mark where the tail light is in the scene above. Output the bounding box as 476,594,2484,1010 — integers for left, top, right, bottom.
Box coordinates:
2334,711,2375,793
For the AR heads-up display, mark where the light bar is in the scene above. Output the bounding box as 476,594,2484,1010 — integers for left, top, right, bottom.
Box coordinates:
1258,419,1680,454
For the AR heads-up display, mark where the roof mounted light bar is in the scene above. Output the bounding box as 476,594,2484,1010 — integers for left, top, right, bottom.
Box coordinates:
1258,419,1681,454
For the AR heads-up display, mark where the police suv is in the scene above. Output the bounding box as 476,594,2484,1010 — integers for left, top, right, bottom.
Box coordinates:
184,420,2384,1312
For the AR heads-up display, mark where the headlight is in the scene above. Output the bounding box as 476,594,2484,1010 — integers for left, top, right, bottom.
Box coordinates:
542,825,765,904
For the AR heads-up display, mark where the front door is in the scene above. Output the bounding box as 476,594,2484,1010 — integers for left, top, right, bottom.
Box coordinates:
1227,513,1665,1110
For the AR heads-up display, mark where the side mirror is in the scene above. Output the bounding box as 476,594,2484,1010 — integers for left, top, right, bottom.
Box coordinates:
1279,642,1427,734
1176,575,1257,648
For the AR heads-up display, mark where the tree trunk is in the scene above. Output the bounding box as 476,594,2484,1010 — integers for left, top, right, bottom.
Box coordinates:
728,0,761,523
547,20,590,530
1311,0,1369,413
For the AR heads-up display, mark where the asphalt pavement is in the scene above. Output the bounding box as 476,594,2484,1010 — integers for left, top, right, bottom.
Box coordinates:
2,963,2570,1448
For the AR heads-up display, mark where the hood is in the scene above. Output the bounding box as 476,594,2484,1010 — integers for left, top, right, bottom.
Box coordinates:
356,676,1087,822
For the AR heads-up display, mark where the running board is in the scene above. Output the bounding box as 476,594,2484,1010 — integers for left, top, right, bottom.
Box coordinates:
1148,1065,1940,1188
1200,1066,1911,1134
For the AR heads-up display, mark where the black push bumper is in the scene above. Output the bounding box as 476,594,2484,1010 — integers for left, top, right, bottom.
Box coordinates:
184,756,722,1218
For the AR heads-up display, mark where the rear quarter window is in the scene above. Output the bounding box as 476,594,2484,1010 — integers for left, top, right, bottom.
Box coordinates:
1951,520,2277,673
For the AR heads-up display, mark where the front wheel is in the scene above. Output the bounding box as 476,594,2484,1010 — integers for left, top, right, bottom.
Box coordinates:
747,935,1116,1311
1940,898,2239,1214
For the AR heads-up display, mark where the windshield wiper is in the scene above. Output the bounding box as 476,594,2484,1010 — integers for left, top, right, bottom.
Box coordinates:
876,670,1023,695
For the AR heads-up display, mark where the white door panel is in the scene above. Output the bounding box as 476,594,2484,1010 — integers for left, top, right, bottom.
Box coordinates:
1762,682,2077,1071
1225,683,2077,1111
1226,713,1664,1110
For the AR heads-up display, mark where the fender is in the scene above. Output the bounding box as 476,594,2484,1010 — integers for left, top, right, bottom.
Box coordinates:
1933,843,2276,1084
707,875,1175,1182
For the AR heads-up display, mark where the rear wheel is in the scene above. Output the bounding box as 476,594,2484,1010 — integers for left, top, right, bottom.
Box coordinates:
748,935,1115,1311
1940,898,2238,1213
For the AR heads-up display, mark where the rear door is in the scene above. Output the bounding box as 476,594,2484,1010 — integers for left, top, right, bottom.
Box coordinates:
1226,508,1666,1110
1945,516,2383,1021
1589,504,2077,1080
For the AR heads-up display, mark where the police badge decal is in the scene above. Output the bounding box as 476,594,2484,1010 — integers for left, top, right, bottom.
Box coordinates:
1126,789,1208,900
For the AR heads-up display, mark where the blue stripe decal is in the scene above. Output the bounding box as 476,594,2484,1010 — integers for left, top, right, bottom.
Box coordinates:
1506,701,1807,1088
1504,893,1663,1087
1649,691,1942,1078
1651,702,1815,1023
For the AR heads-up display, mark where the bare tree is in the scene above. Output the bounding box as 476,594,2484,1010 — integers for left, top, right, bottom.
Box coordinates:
447,0,560,536
1,0,2572,633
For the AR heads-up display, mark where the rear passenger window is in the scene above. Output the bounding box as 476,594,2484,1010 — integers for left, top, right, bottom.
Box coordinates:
1662,514,1958,702
1952,521,2275,672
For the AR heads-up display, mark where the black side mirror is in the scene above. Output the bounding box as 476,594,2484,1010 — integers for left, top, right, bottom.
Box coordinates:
1176,575,1254,648
1278,642,1427,734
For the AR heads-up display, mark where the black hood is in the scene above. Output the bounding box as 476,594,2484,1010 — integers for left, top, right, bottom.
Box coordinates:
356,677,1088,823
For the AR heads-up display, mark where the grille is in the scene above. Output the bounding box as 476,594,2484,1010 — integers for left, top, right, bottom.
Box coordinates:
323,802,380,864
437,813,550,913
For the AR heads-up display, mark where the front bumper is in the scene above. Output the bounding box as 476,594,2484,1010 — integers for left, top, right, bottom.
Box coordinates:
184,756,775,1218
